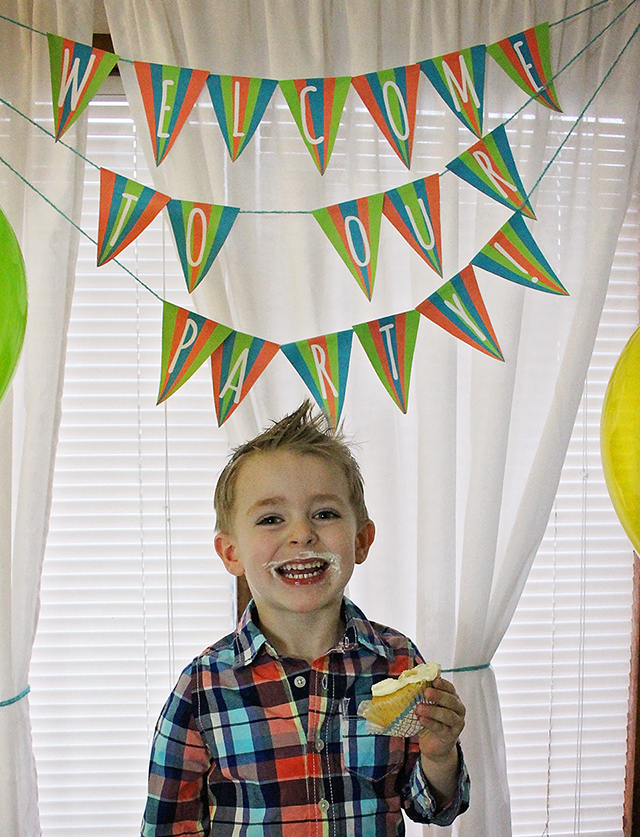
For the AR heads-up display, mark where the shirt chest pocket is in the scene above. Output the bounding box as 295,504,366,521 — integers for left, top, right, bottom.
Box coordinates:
340,697,407,783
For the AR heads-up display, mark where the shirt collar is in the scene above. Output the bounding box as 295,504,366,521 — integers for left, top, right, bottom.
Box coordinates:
232,597,394,668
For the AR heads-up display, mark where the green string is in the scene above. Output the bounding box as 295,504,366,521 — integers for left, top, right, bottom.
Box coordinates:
441,663,492,673
0,685,30,707
551,0,621,27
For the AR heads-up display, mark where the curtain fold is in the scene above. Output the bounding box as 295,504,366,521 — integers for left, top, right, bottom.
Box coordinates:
0,2,90,834
105,2,640,834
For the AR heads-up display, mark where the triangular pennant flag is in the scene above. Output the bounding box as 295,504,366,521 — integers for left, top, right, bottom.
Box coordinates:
97,169,170,265
487,22,562,112
415,265,504,360
47,33,119,140
280,330,353,426
351,64,421,168
382,174,443,276
446,124,536,219
157,302,232,404
166,199,240,293
279,76,351,174
312,193,384,300
207,74,278,161
134,61,209,165
353,311,421,413
211,331,279,426
471,213,568,295
420,45,486,137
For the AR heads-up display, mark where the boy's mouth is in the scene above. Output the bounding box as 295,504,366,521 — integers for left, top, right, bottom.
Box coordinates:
264,552,340,585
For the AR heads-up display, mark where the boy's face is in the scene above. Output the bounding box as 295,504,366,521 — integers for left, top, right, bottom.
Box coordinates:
215,450,375,626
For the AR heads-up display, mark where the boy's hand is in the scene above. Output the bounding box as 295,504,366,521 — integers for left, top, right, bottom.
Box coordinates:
414,677,466,808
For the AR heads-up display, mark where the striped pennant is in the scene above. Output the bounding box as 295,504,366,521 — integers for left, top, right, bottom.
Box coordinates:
446,124,536,219
134,61,209,165
157,302,232,404
166,199,240,293
207,74,278,161
47,33,119,140
353,311,421,413
211,331,279,426
97,169,170,266
280,330,353,426
279,76,351,174
416,265,503,360
421,45,486,138
351,64,421,168
487,22,562,112
312,193,384,300
383,174,442,276
471,213,567,295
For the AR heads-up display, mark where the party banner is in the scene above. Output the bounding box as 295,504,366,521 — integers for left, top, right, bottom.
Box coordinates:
415,265,504,359
134,61,209,165
207,74,278,161
382,174,443,276
97,169,170,265
157,302,232,404
280,330,353,425
166,199,240,292
353,310,421,413
446,124,536,219
471,213,567,294
420,45,486,137
47,34,119,140
211,330,280,425
351,63,421,168
487,22,562,112
279,76,351,174
312,193,384,299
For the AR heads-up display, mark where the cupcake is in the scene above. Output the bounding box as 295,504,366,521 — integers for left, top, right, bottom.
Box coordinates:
358,661,441,736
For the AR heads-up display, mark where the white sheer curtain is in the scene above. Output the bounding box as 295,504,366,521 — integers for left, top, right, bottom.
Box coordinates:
0,2,90,835
105,1,640,834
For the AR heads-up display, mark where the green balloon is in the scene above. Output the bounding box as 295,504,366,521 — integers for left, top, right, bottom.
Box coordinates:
0,205,27,403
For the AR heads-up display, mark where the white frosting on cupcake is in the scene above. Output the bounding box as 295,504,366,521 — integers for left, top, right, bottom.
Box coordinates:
371,662,441,697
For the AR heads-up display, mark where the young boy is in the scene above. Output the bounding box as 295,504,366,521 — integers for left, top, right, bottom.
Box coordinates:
142,402,469,835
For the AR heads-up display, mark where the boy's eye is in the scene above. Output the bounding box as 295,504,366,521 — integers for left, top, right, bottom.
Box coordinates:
256,514,283,526
314,509,341,520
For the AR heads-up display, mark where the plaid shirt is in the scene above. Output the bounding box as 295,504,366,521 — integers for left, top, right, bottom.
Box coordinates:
142,598,469,836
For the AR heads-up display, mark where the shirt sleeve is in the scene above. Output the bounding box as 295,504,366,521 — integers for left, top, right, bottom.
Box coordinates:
402,742,470,826
141,668,213,837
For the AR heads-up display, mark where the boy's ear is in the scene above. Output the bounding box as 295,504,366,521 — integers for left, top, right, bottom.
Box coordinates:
215,532,245,577
354,519,375,565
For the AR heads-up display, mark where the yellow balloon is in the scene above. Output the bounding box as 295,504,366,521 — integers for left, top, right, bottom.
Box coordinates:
601,324,640,555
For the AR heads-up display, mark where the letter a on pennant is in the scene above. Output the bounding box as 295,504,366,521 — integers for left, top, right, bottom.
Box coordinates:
47,33,119,140
97,169,170,265
415,265,504,360
279,76,351,174
421,45,486,138
353,311,421,413
471,213,568,295
280,330,354,426
487,22,562,112
210,331,279,425
157,301,232,404
351,64,421,168
207,74,278,161
134,61,209,166
312,193,385,299
383,174,443,276
166,199,240,293
446,124,536,219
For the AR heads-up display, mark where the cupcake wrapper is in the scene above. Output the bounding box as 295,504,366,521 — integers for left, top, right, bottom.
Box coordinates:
358,692,425,737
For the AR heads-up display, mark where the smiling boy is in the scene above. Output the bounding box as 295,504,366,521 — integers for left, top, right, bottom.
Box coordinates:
142,402,469,836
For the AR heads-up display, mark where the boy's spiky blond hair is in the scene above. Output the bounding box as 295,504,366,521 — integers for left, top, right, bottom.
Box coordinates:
214,401,369,533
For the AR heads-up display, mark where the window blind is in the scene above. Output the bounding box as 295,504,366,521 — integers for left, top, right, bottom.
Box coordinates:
28,84,639,836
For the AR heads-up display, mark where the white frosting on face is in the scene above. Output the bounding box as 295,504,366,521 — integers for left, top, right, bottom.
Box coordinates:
371,662,441,697
263,551,341,578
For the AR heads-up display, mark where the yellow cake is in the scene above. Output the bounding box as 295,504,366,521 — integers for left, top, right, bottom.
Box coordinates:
359,662,441,730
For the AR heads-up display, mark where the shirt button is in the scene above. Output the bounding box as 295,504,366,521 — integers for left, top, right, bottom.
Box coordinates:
318,798,330,813
294,675,307,688
315,738,325,752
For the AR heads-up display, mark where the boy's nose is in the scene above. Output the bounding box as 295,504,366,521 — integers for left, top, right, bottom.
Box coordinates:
288,519,317,545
